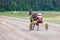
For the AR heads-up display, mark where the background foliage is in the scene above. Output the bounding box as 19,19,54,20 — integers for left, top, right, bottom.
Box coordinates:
0,0,60,11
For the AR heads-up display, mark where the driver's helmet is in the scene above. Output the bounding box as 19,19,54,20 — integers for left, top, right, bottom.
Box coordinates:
38,13,42,16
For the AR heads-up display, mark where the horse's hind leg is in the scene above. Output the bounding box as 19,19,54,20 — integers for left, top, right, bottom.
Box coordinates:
36,23,39,31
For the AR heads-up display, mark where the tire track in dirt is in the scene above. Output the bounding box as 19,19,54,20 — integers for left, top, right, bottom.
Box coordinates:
0,23,27,40
1,22,41,40
0,16,48,40
1,19,43,40
0,16,60,40
1,16,60,40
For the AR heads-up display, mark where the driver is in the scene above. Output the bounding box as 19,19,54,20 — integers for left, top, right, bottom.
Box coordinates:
37,13,43,23
36,13,43,30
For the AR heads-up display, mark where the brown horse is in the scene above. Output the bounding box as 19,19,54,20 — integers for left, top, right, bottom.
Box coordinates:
29,12,40,31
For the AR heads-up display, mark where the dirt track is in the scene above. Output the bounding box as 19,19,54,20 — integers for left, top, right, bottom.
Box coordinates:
0,16,60,40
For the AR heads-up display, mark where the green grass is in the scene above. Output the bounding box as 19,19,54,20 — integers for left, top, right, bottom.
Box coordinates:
43,18,60,24
0,11,29,18
0,11,60,24
42,12,60,18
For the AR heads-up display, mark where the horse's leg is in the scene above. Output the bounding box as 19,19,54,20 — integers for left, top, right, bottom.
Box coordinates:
29,17,33,31
36,22,39,31
29,22,33,31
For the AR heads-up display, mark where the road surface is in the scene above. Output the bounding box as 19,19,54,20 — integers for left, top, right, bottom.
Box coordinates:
0,16,60,40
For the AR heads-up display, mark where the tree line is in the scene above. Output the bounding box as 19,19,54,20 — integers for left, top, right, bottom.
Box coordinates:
0,0,60,11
